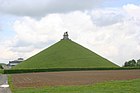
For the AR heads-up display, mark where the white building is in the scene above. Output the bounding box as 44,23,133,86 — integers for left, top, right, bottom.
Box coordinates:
8,58,24,66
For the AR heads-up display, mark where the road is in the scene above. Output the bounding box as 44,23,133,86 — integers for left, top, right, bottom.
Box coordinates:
0,75,12,93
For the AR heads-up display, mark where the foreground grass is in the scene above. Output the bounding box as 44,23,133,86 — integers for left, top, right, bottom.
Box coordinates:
12,79,140,93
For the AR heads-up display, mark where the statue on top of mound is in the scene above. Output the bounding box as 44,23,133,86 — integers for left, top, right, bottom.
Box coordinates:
63,32,69,40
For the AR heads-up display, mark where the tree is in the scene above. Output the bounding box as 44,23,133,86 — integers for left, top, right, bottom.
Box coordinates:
124,61,129,67
137,59,140,67
124,59,136,67
129,59,136,66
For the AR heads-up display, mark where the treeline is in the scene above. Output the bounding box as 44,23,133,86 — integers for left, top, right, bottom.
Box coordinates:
124,59,140,67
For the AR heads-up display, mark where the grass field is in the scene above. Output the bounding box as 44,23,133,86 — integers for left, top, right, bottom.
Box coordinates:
14,40,118,69
11,79,140,93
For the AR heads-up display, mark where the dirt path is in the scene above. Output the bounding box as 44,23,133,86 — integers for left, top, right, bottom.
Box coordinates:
0,75,12,93
12,70,140,88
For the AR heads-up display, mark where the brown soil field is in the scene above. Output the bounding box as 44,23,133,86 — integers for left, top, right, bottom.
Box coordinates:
11,70,140,88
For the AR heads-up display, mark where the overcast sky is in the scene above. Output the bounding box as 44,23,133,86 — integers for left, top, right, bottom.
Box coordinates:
0,0,140,66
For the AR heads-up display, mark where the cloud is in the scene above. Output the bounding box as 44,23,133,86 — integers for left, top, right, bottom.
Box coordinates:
123,4,140,18
0,0,103,17
0,39,18,61
1,4,140,66
90,8,125,26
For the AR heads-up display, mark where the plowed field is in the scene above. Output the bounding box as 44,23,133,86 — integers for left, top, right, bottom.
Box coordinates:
11,70,140,88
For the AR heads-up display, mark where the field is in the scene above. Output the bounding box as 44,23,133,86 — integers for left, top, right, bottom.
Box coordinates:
11,70,140,88
11,79,140,93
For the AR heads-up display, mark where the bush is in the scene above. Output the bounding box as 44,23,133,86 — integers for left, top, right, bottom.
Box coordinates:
137,59,140,67
124,59,140,67
3,67,140,74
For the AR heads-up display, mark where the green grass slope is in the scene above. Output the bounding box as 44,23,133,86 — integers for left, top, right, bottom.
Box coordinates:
14,40,118,69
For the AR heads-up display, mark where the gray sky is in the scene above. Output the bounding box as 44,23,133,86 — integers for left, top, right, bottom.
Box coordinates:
0,0,140,66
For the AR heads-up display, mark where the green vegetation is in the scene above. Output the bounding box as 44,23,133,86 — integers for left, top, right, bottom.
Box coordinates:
0,64,3,69
14,40,118,69
8,75,14,92
124,59,140,67
4,67,140,74
0,63,6,69
0,69,3,74
0,64,3,73
12,79,140,93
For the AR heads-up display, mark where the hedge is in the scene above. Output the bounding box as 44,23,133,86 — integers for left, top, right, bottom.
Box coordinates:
3,67,140,74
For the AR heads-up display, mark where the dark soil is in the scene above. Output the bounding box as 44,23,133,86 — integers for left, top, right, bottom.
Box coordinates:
11,70,140,88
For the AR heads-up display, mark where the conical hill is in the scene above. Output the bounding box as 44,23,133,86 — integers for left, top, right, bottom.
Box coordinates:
14,39,118,69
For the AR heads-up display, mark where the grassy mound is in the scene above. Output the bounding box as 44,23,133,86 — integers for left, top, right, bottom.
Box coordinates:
14,40,118,69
